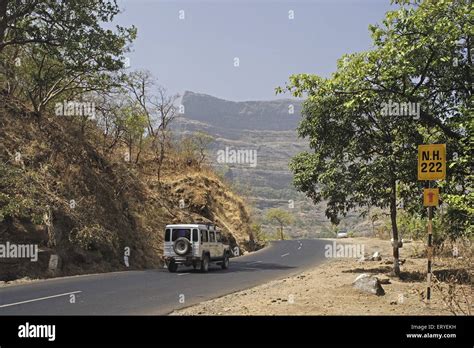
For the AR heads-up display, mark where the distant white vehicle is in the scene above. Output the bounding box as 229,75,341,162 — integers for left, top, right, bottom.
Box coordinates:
336,229,348,238
163,223,231,273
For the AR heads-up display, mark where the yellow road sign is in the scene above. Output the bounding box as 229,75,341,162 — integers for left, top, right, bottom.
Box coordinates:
418,144,446,180
423,188,439,207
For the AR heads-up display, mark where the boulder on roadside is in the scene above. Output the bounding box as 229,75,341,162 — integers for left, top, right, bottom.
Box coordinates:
377,277,391,284
352,273,385,296
358,252,382,262
372,251,382,261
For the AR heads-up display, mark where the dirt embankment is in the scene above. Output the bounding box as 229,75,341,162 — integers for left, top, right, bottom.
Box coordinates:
161,172,252,248
0,97,253,282
172,237,472,315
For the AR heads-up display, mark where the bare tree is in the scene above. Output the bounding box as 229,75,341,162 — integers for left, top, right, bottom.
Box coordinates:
93,90,130,155
153,85,179,180
124,70,179,180
123,70,157,136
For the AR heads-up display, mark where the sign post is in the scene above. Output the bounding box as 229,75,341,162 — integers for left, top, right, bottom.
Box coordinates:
418,144,446,303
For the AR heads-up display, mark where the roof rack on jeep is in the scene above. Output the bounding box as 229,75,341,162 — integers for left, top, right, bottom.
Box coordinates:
199,223,219,231
171,222,220,231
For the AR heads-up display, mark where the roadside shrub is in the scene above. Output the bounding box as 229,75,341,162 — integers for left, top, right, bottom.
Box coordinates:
397,210,445,246
437,196,473,242
0,163,47,224
69,224,118,257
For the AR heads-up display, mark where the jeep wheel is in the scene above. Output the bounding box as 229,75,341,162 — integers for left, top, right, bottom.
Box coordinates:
200,254,209,273
221,253,229,270
168,261,178,273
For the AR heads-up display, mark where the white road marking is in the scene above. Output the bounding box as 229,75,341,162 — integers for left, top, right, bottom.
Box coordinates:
0,291,82,308
240,267,260,270
281,253,290,257
246,261,262,265
177,273,190,276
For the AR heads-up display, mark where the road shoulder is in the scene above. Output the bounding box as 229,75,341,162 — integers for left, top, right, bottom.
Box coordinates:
171,237,471,315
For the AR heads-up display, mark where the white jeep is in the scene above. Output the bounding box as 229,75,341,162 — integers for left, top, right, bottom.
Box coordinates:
163,223,231,273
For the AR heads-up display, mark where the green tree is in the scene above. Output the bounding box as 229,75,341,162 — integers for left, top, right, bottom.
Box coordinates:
0,0,136,112
277,0,472,276
265,208,294,240
191,131,214,165
0,0,135,54
251,223,266,242
119,104,147,164
175,131,214,168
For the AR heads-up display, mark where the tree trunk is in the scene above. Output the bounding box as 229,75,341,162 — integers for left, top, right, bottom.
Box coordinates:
390,179,400,277
155,131,166,184
135,135,143,164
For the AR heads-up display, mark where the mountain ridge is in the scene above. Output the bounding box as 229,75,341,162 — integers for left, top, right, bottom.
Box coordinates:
180,90,304,131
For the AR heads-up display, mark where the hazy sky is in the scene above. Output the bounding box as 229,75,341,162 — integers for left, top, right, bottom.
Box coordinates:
115,0,395,101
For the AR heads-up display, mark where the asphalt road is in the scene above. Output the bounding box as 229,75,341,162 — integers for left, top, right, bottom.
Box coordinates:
0,239,330,315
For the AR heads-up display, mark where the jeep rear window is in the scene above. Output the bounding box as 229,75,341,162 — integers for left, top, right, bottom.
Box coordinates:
165,228,171,241
192,229,198,242
172,229,191,241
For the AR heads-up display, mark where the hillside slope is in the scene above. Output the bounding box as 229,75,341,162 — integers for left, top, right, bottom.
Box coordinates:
0,96,253,281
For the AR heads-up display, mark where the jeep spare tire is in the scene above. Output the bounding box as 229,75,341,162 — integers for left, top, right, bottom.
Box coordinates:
173,237,191,255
